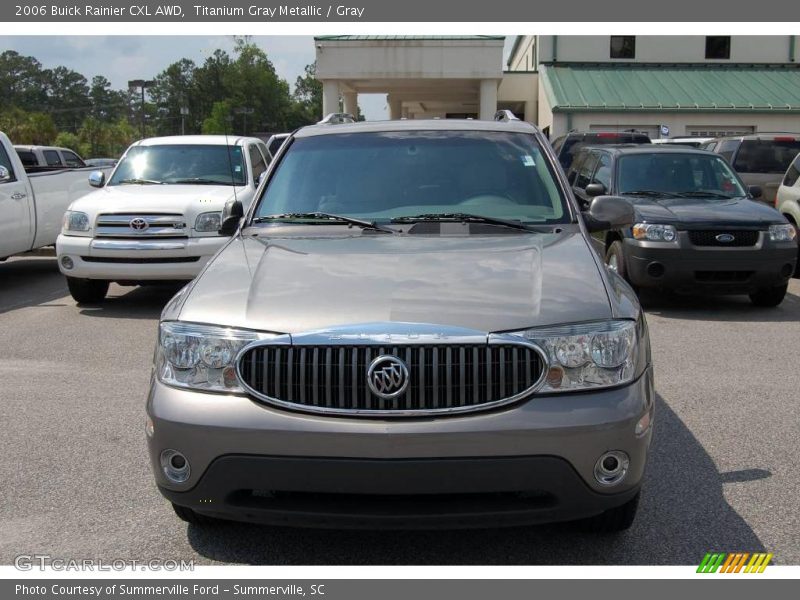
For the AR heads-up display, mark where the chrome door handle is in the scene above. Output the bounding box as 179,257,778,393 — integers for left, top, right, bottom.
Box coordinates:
10,192,27,200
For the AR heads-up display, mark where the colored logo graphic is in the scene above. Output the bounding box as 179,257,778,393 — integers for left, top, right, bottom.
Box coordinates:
697,552,773,573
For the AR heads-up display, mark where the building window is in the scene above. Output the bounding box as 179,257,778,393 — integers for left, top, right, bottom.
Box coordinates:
610,36,635,59
705,36,731,59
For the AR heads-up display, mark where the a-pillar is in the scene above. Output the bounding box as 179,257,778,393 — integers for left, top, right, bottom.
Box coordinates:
479,79,499,120
322,80,340,117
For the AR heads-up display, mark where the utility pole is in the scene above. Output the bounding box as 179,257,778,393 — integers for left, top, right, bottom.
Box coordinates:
235,107,254,135
180,106,189,135
128,79,155,139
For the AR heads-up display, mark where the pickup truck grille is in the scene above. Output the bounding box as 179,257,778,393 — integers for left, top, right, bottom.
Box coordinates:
237,341,547,416
688,230,759,247
94,214,188,238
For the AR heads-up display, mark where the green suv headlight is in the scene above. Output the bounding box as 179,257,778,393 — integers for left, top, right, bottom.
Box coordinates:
156,322,271,393
511,320,637,392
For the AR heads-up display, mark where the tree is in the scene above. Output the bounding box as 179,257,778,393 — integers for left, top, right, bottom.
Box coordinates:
0,51,48,112
293,62,323,123
44,66,89,131
201,100,233,134
150,58,199,135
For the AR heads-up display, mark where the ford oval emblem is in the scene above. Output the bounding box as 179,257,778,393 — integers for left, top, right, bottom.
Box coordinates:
715,233,735,243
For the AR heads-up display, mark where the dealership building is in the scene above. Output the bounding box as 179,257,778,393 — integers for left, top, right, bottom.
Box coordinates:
314,35,800,138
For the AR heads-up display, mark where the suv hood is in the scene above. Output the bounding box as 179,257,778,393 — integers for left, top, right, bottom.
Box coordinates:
69,184,242,217
175,231,614,334
627,195,782,227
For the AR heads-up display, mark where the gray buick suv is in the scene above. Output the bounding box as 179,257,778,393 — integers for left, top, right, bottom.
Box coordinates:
146,113,654,532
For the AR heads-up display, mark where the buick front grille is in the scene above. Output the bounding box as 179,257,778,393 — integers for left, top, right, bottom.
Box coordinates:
94,214,188,238
237,341,547,416
688,230,759,247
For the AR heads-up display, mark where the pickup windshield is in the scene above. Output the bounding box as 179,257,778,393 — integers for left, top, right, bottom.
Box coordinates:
618,153,747,198
107,144,246,186
254,131,569,225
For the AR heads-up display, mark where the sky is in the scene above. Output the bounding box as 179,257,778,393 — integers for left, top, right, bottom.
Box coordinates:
4,36,515,122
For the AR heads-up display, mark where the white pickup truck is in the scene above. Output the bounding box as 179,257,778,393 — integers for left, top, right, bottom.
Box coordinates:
0,132,113,262
56,135,270,303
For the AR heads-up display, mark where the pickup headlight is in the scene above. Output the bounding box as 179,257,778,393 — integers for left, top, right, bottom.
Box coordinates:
769,223,797,242
632,223,676,242
63,211,91,232
195,211,222,232
156,322,269,393
511,320,637,392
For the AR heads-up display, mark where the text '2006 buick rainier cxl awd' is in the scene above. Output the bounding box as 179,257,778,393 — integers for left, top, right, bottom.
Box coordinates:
146,113,654,532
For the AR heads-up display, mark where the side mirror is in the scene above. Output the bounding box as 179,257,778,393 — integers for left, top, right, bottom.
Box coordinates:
583,196,635,233
0,165,11,183
88,170,106,188
585,182,606,198
748,185,763,199
218,200,244,236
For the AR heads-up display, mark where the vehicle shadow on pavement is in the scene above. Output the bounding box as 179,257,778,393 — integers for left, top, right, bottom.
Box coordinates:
78,284,184,320
640,287,800,323
184,394,767,565
0,257,68,316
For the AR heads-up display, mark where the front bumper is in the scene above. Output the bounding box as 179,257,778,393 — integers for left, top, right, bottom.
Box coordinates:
56,234,228,281
624,234,796,293
147,367,654,528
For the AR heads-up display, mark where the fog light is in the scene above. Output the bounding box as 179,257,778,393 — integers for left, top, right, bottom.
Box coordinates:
594,451,629,486
780,263,794,278
60,256,74,270
160,449,190,483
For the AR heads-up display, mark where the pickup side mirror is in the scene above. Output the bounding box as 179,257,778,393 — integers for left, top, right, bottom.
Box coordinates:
584,182,606,198
748,185,763,199
0,165,11,183
583,195,635,233
218,200,244,236
88,170,106,188
255,171,266,188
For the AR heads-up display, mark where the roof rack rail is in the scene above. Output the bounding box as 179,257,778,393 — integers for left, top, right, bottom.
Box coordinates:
318,113,356,125
493,110,520,122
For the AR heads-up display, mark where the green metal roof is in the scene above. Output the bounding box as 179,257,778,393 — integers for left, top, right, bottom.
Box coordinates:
314,35,504,41
541,64,800,113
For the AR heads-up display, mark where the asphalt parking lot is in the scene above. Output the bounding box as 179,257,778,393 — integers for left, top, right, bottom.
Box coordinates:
1,253,799,566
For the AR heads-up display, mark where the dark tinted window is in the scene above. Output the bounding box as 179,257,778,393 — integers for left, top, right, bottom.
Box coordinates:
733,140,800,174
575,153,599,189
62,150,84,167
716,140,739,162
784,156,800,187
618,153,746,197
610,36,635,59
0,144,18,181
256,131,569,224
706,36,731,59
558,132,650,170
592,153,613,190
43,150,62,167
15,150,37,167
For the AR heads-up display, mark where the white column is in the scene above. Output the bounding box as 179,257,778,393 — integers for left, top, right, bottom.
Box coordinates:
342,91,358,117
479,79,498,121
322,80,340,117
387,96,402,120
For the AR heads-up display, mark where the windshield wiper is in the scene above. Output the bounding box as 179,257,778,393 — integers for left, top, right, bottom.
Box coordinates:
169,177,233,185
252,212,397,234
619,190,671,197
671,191,734,199
117,178,163,185
390,213,536,232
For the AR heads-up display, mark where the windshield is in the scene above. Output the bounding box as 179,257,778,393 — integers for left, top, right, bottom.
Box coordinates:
732,139,800,174
254,131,569,225
108,144,246,186
618,153,747,197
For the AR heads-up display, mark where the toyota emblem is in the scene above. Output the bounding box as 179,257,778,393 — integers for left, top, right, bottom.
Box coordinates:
130,218,149,231
367,355,409,399
715,233,735,243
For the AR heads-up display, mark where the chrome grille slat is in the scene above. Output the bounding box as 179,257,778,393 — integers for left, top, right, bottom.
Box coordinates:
95,213,188,238
238,341,545,416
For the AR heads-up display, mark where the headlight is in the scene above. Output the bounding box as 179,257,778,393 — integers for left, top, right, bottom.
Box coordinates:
156,321,269,393
769,223,797,242
632,223,676,242
511,320,637,392
195,211,222,232
63,211,90,232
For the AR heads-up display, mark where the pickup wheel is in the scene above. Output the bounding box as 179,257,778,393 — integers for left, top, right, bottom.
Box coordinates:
604,241,638,294
749,283,788,308
171,503,217,526
580,491,640,533
66,277,109,304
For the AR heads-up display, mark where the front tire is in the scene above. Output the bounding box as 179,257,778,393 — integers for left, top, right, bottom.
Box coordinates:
749,284,788,307
66,277,109,304
604,241,638,294
580,492,640,533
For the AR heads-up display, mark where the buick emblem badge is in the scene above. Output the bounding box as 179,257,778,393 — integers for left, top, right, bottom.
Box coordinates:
367,355,409,399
